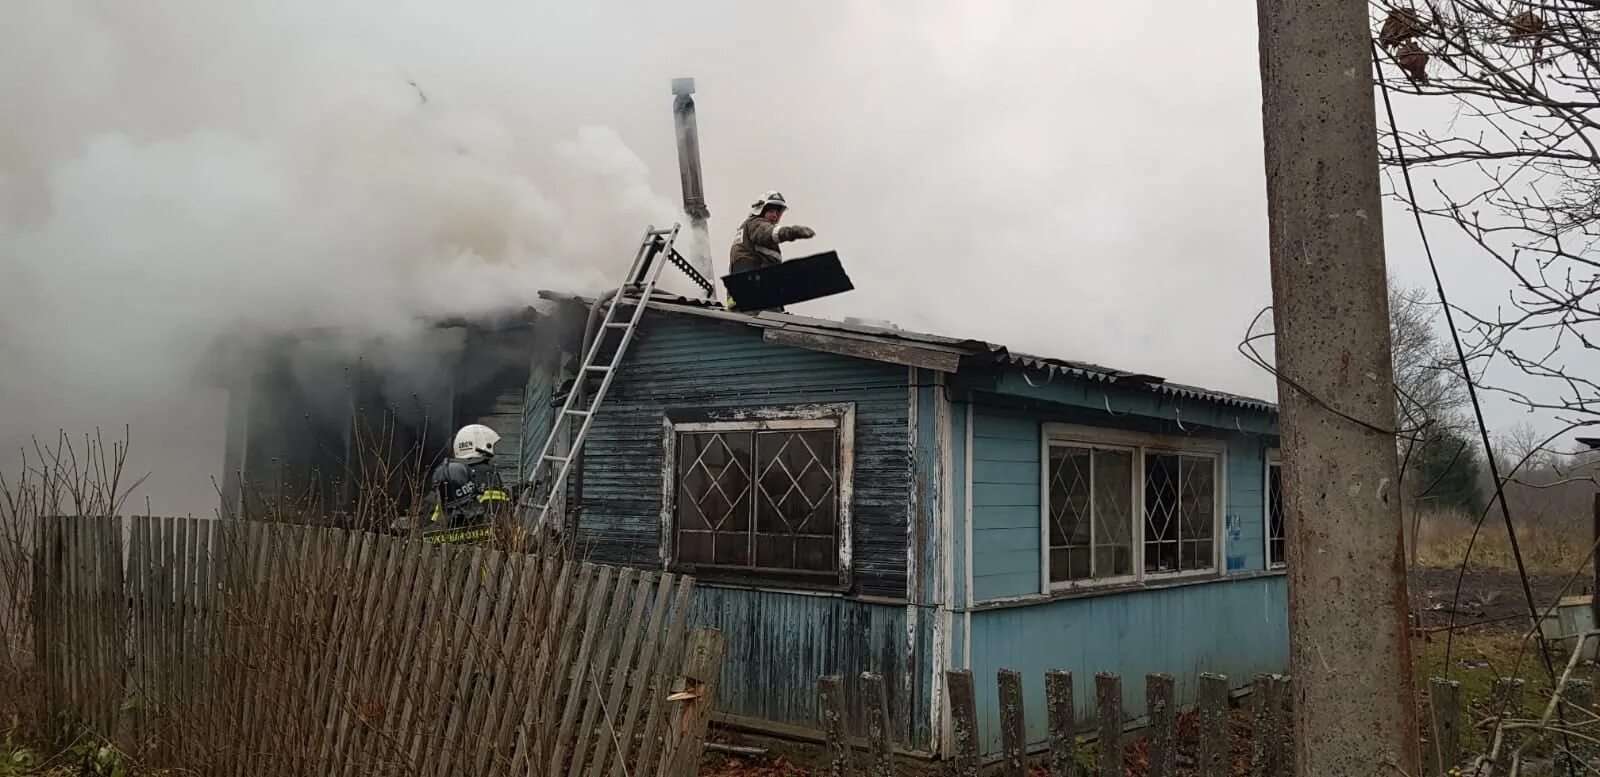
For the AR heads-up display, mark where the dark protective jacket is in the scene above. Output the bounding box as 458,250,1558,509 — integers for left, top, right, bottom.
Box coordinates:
728,214,813,276
422,455,510,528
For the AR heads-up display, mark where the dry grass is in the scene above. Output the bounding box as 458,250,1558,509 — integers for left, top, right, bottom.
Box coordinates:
0,429,145,759
1412,505,1590,574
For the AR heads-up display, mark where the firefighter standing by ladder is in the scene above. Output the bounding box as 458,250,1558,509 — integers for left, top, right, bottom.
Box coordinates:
414,424,511,543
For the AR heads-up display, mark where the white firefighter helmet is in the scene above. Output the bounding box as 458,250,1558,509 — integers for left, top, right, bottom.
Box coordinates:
749,190,788,216
452,424,500,458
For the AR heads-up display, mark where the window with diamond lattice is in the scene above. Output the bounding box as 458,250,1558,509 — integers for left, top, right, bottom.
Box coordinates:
1268,461,1285,567
1047,445,1134,584
674,428,840,577
1143,452,1217,574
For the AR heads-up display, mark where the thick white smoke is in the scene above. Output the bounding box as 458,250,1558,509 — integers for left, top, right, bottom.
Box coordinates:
0,1,692,513
3,0,1310,513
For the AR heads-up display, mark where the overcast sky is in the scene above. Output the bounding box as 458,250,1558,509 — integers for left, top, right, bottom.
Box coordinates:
0,1,1560,514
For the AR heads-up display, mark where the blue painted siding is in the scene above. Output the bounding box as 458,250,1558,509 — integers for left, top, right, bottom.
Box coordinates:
966,407,1278,602
952,404,969,610
689,587,917,745
1226,435,1270,572
575,313,924,744
970,412,1041,601
967,576,1288,754
578,313,913,597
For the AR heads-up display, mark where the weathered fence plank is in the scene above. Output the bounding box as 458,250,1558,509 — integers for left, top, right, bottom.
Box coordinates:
1147,673,1176,777
97,518,121,738
568,566,638,774
471,551,536,777
550,565,618,776
819,675,854,777
1198,673,1230,777
1426,678,1460,777
328,530,388,777
581,568,654,777
999,668,1027,777
173,517,194,750
1252,673,1288,777
401,542,458,773
1491,676,1526,777
861,671,894,777
1556,678,1593,777
1045,670,1075,777
945,669,979,777
30,517,718,777
432,547,501,777
663,628,726,777
493,552,558,775
309,528,366,772
356,534,427,777
188,518,211,761
1096,673,1123,777
64,516,83,731
31,516,60,728
163,517,184,759
523,561,600,772
632,576,695,775
606,569,681,777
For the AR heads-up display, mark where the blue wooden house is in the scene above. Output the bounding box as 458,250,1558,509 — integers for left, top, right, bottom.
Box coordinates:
526,292,1287,757
221,291,1286,758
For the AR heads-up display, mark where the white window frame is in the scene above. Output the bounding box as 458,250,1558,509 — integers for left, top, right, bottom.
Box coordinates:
1041,440,1142,591
1041,424,1228,594
1265,448,1286,569
659,403,856,590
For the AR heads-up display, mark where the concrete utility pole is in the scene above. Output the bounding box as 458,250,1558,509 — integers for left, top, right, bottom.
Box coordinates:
1255,1,1422,776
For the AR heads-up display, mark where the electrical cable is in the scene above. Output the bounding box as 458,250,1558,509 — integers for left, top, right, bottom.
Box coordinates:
1372,35,1578,772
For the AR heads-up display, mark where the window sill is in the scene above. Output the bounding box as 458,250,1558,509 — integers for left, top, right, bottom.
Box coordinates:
963,568,1287,613
671,567,851,596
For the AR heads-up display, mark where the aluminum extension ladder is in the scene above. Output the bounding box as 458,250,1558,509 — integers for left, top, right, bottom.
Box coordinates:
520,223,711,535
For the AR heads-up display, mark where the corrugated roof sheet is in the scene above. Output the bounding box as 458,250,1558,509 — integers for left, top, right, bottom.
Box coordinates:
539,290,1276,414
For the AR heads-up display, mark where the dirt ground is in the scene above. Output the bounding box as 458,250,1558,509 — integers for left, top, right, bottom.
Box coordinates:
1411,566,1594,635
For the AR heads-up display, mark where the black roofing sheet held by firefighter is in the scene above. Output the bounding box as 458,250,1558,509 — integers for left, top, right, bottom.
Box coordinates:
538,290,1277,414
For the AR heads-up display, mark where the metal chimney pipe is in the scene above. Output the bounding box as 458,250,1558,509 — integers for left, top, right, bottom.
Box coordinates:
671,77,714,296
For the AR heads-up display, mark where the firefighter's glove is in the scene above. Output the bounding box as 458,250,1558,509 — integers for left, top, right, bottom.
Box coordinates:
777,225,815,241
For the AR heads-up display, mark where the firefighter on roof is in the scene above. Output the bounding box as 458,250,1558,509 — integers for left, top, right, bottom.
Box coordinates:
419,424,511,535
727,191,815,307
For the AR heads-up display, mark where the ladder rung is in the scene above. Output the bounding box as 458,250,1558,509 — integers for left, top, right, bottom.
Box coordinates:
584,365,611,372
544,455,568,464
565,409,590,416
606,322,631,329
648,228,675,237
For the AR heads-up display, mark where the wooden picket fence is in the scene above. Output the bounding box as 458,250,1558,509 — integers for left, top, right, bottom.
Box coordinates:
30,515,723,777
817,669,1578,777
